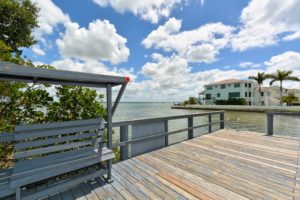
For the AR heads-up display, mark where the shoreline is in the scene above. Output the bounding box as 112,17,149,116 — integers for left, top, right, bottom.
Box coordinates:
171,105,300,113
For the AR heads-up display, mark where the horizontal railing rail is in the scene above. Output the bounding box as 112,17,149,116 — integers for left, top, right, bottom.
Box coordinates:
111,111,225,160
267,112,300,136
111,111,224,127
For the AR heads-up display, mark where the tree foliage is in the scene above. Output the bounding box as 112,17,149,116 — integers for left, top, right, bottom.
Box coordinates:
249,72,271,106
215,98,247,105
183,97,198,105
0,0,39,54
283,93,299,106
268,70,300,105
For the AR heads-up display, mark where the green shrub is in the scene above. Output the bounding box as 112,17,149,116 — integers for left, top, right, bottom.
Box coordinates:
215,98,247,105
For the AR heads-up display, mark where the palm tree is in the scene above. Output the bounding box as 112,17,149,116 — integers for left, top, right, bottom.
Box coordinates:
268,70,300,106
249,72,270,106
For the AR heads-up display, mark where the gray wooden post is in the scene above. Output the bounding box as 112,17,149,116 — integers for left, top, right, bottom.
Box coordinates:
164,120,169,146
267,113,274,136
208,114,212,133
106,84,113,182
16,187,21,200
220,112,224,129
188,117,193,139
120,125,129,160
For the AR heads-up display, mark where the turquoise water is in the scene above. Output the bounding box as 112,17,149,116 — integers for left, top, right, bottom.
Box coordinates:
112,103,300,143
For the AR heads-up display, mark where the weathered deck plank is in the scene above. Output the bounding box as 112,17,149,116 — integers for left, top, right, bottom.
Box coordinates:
11,129,300,200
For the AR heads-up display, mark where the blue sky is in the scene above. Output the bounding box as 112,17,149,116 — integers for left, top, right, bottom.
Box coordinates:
24,0,300,101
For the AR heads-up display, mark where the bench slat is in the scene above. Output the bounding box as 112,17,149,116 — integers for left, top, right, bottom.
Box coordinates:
15,140,96,159
15,118,103,132
14,147,109,174
10,149,115,188
15,131,99,150
15,124,101,140
22,168,108,200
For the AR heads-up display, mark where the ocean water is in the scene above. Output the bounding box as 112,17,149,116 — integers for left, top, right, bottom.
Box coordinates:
112,102,300,144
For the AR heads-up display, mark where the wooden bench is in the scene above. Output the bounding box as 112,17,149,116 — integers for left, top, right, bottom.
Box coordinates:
6,118,114,200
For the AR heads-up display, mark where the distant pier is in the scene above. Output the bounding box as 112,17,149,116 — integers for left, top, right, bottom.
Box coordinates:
172,105,300,113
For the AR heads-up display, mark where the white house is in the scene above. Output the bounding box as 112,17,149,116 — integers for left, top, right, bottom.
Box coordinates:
199,79,279,106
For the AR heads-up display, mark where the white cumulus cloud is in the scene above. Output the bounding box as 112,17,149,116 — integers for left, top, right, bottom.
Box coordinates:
93,0,189,23
32,0,70,42
264,51,300,89
56,20,130,64
142,18,235,63
231,0,300,51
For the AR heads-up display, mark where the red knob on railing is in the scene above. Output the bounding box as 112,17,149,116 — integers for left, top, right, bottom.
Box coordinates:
125,76,130,83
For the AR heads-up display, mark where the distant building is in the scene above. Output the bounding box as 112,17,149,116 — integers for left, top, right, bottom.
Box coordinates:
199,79,300,106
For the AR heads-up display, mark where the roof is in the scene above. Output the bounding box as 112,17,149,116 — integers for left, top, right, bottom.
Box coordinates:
0,62,129,88
205,79,252,86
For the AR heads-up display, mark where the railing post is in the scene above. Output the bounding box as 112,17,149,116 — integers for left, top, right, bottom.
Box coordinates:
120,125,129,160
208,114,212,133
267,113,273,136
164,120,169,146
106,84,113,182
220,112,224,129
188,116,193,139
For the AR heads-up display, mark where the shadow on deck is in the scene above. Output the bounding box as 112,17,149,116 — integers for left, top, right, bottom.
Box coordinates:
39,129,300,200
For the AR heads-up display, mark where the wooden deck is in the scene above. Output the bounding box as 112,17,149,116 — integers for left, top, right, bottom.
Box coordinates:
47,129,300,200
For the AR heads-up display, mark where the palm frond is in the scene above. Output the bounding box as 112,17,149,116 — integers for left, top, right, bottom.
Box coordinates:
286,76,300,81
269,79,277,86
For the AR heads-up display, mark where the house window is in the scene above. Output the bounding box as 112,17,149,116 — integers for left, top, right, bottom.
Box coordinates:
249,92,251,97
229,92,240,98
248,83,251,88
221,84,226,89
249,101,252,105
206,94,212,100
228,84,231,87
234,83,240,88
261,92,264,96
245,83,247,87
245,92,247,97
215,85,218,88
217,93,220,97
207,86,212,90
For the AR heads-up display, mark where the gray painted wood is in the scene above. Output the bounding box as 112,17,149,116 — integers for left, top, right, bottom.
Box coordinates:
13,147,110,174
11,150,114,188
208,114,212,133
15,132,99,150
0,61,126,87
164,120,169,147
131,121,165,157
112,111,224,127
15,124,101,140
15,118,103,132
15,140,95,159
267,113,274,136
120,125,129,161
21,169,108,200
188,117,193,139
0,133,15,143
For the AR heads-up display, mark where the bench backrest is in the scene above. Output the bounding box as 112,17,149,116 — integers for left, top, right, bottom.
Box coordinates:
13,118,105,162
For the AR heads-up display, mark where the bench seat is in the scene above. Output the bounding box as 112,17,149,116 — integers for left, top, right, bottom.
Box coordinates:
10,147,114,188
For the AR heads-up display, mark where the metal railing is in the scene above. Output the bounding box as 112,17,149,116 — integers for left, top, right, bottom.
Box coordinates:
111,111,225,160
267,112,300,135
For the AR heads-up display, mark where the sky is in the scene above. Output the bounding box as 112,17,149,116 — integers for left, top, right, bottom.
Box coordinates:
23,0,300,102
